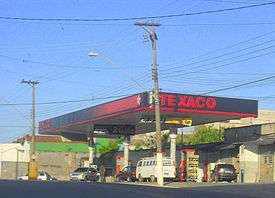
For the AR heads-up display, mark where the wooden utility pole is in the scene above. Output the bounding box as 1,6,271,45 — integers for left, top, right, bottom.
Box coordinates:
21,79,39,180
134,21,164,186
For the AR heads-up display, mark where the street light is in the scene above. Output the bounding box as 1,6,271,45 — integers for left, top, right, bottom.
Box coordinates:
88,51,145,169
88,52,99,57
88,51,146,91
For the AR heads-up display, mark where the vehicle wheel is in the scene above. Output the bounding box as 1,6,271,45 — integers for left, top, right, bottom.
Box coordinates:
138,174,143,182
127,177,131,182
214,176,219,183
84,176,90,182
150,175,156,182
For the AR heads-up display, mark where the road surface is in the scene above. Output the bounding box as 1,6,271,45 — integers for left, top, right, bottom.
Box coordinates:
0,180,274,198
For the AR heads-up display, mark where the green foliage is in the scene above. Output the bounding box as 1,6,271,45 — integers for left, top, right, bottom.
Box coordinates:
178,126,224,145
161,133,170,142
97,138,122,154
133,141,144,150
133,132,170,150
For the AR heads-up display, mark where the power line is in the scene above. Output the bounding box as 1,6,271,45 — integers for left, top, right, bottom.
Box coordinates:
162,50,275,79
160,39,275,74
0,94,134,106
159,30,275,71
34,72,150,117
202,75,275,95
181,71,275,76
163,22,275,26
196,0,273,5
0,2,274,23
0,126,30,128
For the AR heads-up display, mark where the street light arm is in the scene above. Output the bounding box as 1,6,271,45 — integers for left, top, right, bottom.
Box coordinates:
88,52,147,91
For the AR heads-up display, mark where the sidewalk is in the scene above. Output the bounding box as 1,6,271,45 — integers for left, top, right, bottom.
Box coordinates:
115,181,242,188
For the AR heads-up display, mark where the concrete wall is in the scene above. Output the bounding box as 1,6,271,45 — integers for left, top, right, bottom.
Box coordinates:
36,151,88,180
0,161,28,179
259,144,275,183
261,123,275,135
224,125,261,143
219,148,238,164
0,143,30,179
210,110,275,129
0,142,89,180
239,142,259,183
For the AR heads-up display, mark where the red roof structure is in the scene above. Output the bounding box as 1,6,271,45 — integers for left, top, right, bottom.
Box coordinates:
38,92,258,137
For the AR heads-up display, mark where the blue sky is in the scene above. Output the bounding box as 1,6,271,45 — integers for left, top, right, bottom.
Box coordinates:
0,0,274,142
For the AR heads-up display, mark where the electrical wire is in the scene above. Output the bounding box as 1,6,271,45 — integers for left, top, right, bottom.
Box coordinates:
0,2,273,23
162,50,275,79
202,75,275,95
0,94,134,106
0,126,30,128
163,22,275,26
195,0,273,5
160,39,275,75
159,30,275,71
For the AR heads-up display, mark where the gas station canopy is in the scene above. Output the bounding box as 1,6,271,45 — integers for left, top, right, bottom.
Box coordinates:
38,92,258,137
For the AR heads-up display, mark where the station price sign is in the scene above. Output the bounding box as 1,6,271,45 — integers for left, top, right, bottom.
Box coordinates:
165,118,192,126
94,124,135,135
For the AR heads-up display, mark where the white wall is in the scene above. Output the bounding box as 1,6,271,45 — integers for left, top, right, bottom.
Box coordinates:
0,143,30,163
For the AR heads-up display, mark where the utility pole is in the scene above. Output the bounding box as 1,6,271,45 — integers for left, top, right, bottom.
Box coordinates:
135,21,163,186
21,79,39,180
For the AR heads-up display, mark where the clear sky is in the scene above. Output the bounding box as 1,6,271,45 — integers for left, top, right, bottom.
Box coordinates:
0,0,274,142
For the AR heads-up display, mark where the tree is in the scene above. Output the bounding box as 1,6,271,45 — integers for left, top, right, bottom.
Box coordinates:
179,126,224,145
97,138,122,155
132,132,170,149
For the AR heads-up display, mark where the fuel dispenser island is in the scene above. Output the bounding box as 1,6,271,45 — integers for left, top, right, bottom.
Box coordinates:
179,149,199,182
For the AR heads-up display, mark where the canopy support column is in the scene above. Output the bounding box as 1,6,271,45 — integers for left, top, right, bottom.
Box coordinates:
87,125,95,166
124,136,130,168
170,128,177,164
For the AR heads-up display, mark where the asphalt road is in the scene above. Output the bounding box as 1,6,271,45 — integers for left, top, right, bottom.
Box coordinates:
0,180,275,198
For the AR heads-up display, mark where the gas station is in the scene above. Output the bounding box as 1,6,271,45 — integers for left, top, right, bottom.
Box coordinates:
38,91,258,183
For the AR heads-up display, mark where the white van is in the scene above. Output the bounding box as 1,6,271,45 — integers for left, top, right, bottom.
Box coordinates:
136,157,176,182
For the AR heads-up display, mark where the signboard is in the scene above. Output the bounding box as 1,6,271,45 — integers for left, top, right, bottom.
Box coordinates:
158,92,258,115
165,118,192,126
159,93,216,110
94,124,135,135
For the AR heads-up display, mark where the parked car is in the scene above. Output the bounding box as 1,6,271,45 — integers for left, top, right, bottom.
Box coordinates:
136,157,176,182
17,171,56,181
210,164,237,183
69,167,100,182
116,166,136,182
